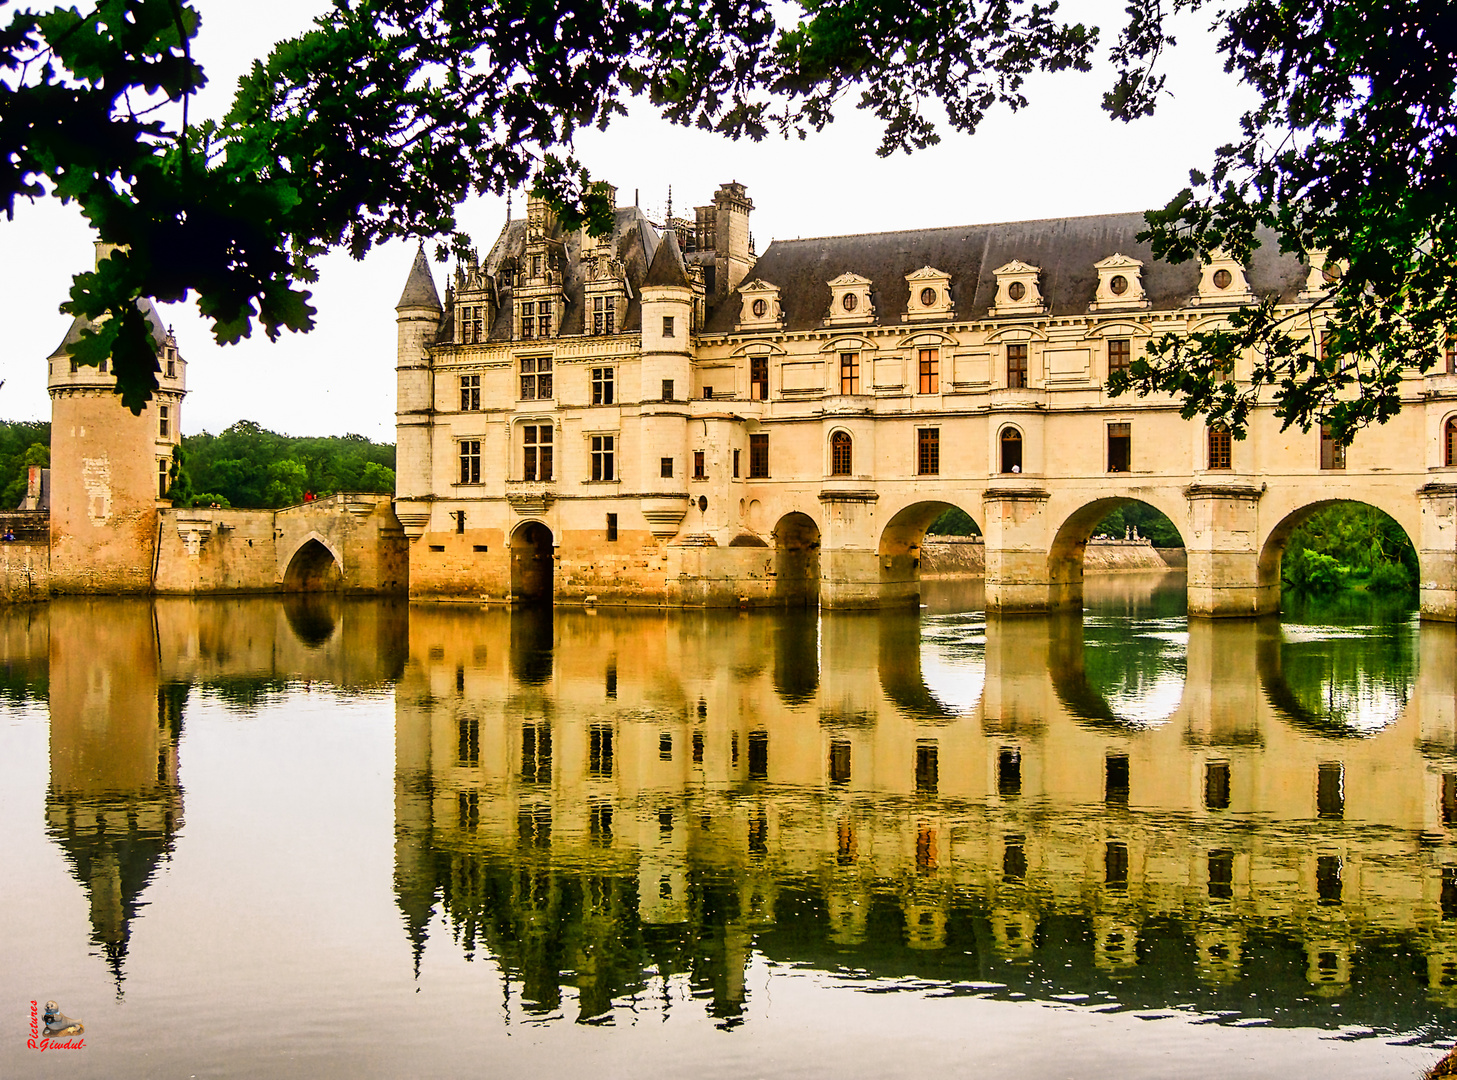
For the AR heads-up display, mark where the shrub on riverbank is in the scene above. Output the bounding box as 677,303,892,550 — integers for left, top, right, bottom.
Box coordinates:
1283,504,1416,594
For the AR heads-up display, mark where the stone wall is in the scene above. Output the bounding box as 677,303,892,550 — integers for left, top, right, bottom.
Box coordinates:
921,537,1178,577
0,541,49,602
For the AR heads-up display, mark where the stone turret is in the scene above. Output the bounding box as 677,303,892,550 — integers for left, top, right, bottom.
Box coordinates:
48,241,186,593
639,231,694,534
694,181,756,303
395,244,442,539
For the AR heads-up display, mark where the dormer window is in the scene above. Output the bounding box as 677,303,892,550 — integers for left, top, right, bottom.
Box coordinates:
462,304,486,344
591,295,616,335
737,281,783,330
752,299,767,318
826,273,874,326
990,262,1044,316
1091,254,1149,311
521,301,535,339
1194,250,1254,306
904,267,953,321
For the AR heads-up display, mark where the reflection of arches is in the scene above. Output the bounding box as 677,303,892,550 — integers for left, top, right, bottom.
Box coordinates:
877,609,962,720
511,521,554,604
1047,497,1186,610
772,512,821,606
283,593,340,646
999,427,1023,473
509,606,554,685
1255,499,1419,601
283,537,342,592
771,610,819,704
830,431,853,476
1046,611,1188,729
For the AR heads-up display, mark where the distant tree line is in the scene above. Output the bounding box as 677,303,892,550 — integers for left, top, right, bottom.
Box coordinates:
927,502,1184,548
0,420,395,510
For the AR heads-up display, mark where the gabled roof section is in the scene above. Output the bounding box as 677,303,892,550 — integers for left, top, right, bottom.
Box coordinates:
396,244,442,311
704,212,1308,334
644,229,691,289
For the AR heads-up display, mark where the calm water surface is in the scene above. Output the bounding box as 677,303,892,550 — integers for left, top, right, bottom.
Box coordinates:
3,573,1454,1078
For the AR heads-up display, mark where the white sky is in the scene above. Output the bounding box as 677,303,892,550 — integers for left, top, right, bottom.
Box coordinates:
0,0,1254,442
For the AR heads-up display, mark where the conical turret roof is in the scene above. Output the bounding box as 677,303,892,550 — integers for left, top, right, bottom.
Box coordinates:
644,229,691,289
396,244,442,311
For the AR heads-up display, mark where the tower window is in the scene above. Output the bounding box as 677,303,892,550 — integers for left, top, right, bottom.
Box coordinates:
1205,761,1231,809
747,731,769,780
829,739,851,785
660,457,673,478
733,449,740,477
158,459,169,498
1007,343,1028,389
1208,850,1234,900
1105,842,1129,889
662,315,675,337
1317,762,1345,818
1208,423,1232,470
830,431,853,476
523,425,553,481
1000,427,1023,473
916,428,939,476
749,434,769,478
918,348,939,394
1107,422,1131,473
750,355,769,401
158,405,170,439
839,352,860,394
1446,417,1456,466
166,358,176,379
693,450,706,480
591,367,615,405
459,439,481,484
1320,424,1346,470
915,740,938,794
661,378,674,401
460,374,480,411
591,435,615,482
520,356,552,400
998,748,1021,798
1105,754,1130,805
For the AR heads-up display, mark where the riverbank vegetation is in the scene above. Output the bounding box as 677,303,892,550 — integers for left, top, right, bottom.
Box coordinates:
0,420,394,510
1282,504,1418,595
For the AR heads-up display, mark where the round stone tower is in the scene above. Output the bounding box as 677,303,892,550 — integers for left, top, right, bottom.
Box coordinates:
47,242,187,593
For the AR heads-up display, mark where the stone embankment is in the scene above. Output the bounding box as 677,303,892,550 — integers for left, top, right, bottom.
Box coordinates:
0,541,50,601
921,537,1180,577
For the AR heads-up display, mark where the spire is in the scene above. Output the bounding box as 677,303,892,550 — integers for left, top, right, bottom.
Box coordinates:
396,243,442,312
644,228,691,289
666,185,673,222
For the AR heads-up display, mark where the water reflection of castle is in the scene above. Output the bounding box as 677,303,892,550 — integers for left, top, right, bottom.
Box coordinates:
394,605,1457,1027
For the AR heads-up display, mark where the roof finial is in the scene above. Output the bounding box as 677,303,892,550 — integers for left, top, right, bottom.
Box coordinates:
666,185,673,222
506,190,512,221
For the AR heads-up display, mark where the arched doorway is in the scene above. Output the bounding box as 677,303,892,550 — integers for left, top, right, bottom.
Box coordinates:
772,512,821,607
511,521,554,603
283,538,342,591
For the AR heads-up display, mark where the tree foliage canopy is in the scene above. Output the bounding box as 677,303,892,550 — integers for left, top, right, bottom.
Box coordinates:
3,0,1452,437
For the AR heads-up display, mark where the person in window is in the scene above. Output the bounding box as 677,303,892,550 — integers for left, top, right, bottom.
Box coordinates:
1011,464,1020,473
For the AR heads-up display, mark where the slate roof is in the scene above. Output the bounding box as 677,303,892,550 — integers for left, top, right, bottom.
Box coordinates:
643,229,691,288
703,212,1308,334
49,299,169,359
396,243,442,311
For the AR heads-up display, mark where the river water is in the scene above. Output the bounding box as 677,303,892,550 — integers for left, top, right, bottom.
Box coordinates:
3,573,1454,1078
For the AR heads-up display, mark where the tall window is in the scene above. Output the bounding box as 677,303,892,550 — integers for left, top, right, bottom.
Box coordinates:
606,513,618,542
693,451,706,480
660,457,673,478
460,374,480,411
1000,427,1023,473
918,348,939,394
591,295,616,335
1448,417,1457,466
459,439,481,484
520,356,552,399
158,459,169,498
158,405,170,439
1447,335,1456,374
536,300,553,338
749,433,769,478
733,449,740,477
1107,423,1131,473
591,435,615,481
520,301,535,339
750,355,769,400
1208,423,1232,470
661,378,674,401
1320,424,1346,470
591,367,614,405
839,352,860,394
462,305,485,344
1007,343,1028,389
830,431,853,476
662,315,675,337
916,428,939,476
523,425,553,481
1108,338,1130,376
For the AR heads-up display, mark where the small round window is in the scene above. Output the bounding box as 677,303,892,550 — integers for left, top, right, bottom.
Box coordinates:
1109,274,1128,296
842,292,858,312
752,298,767,318
920,287,937,307
1212,268,1233,290
698,495,708,513
1008,281,1026,301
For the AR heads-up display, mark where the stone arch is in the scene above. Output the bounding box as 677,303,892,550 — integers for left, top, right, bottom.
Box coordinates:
510,520,555,604
1256,497,1421,605
772,511,821,607
283,534,343,592
1046,496,1188,610
878,499,984,607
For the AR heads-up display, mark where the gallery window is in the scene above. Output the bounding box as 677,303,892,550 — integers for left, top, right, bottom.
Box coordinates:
1320,424,1346,470
830,431,853,476
520,356,552,400
917,348,939,394
591,367,614,405
749,433,769,478
1207,424,1232,470
916,428,939,476
750,355,769,400
1107,338,1130,376
1007,343,1028,389
839,352,860,395
1107,422,1131,473
591,435,615,481
1446,417,1457,466
523,425,553,481
460,374,480,411
459,439,481,484
1000,427,1023,473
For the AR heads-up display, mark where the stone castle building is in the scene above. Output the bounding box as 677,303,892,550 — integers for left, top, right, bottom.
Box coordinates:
393,183,1457,618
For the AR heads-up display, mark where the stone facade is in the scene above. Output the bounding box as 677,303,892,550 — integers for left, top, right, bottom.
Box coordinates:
396,185,1457,618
